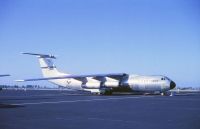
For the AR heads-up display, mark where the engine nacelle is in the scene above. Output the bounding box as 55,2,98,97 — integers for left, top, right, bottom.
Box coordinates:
104,81,119,88
82,82,101,89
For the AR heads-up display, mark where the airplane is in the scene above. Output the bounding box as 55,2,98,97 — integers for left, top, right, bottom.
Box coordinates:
16,53,176,95
0,74,10,90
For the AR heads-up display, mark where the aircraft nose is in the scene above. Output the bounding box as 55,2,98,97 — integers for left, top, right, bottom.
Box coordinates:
170,81,176,89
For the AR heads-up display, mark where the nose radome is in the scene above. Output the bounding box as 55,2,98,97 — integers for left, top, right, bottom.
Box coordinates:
170,81,176,89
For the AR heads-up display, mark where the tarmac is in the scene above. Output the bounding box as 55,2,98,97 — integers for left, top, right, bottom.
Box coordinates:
0,90,200,129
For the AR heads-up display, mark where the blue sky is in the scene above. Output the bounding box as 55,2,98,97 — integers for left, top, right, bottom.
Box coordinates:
0,0,200,87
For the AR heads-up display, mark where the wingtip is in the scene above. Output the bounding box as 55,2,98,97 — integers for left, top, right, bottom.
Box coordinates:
21,52,28,55
0,74,10,77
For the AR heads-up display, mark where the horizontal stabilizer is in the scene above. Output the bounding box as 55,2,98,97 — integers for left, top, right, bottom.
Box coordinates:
22,52,56,59
15,73,127,82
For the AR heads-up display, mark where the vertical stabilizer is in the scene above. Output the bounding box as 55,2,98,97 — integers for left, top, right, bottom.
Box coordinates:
22,53,68,78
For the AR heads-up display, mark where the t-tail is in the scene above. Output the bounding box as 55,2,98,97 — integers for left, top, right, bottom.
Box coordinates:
18,53,80,89
22,53,68,78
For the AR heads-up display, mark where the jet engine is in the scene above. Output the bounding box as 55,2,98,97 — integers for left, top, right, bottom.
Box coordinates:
82,82,101,89
104,81,119,88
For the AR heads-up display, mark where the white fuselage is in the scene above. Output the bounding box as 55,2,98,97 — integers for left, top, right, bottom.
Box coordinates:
49,74,172,94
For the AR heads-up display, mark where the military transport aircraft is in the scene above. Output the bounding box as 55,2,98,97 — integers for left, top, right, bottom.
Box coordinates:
16,53,176,95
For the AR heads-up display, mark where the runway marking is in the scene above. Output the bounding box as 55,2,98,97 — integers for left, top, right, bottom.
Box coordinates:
0,93,87,98
56,117,136,124
11,96,154,106
87,117,135,123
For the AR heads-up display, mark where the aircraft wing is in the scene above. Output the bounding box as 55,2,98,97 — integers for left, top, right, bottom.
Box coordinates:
0,74,10,77
15,73,128,82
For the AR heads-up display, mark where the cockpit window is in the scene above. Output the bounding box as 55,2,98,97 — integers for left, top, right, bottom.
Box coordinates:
161,78,165,80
